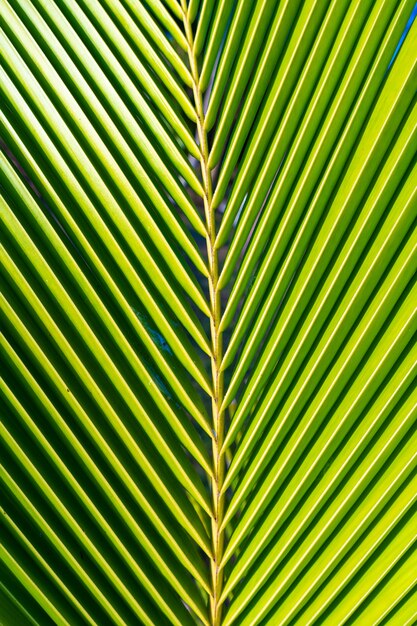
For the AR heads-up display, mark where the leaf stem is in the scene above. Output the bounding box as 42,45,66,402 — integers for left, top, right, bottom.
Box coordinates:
181,4,226,624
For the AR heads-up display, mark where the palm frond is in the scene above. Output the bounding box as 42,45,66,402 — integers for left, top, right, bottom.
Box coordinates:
1,1,416,625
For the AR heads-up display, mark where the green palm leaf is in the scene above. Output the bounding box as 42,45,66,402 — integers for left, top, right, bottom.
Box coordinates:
1,1,416,625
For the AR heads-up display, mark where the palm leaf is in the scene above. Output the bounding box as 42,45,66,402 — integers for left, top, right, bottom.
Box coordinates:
1,1,416,625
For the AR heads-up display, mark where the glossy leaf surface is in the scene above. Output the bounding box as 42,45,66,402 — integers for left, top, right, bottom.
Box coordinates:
1,1,416,625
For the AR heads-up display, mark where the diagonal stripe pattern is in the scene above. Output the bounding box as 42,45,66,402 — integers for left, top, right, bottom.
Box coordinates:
1,1,416,625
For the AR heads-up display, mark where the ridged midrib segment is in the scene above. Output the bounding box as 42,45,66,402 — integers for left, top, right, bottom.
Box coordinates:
181,3,226,625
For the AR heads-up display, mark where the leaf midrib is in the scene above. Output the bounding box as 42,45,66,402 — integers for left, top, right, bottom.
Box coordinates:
180,4,227,625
